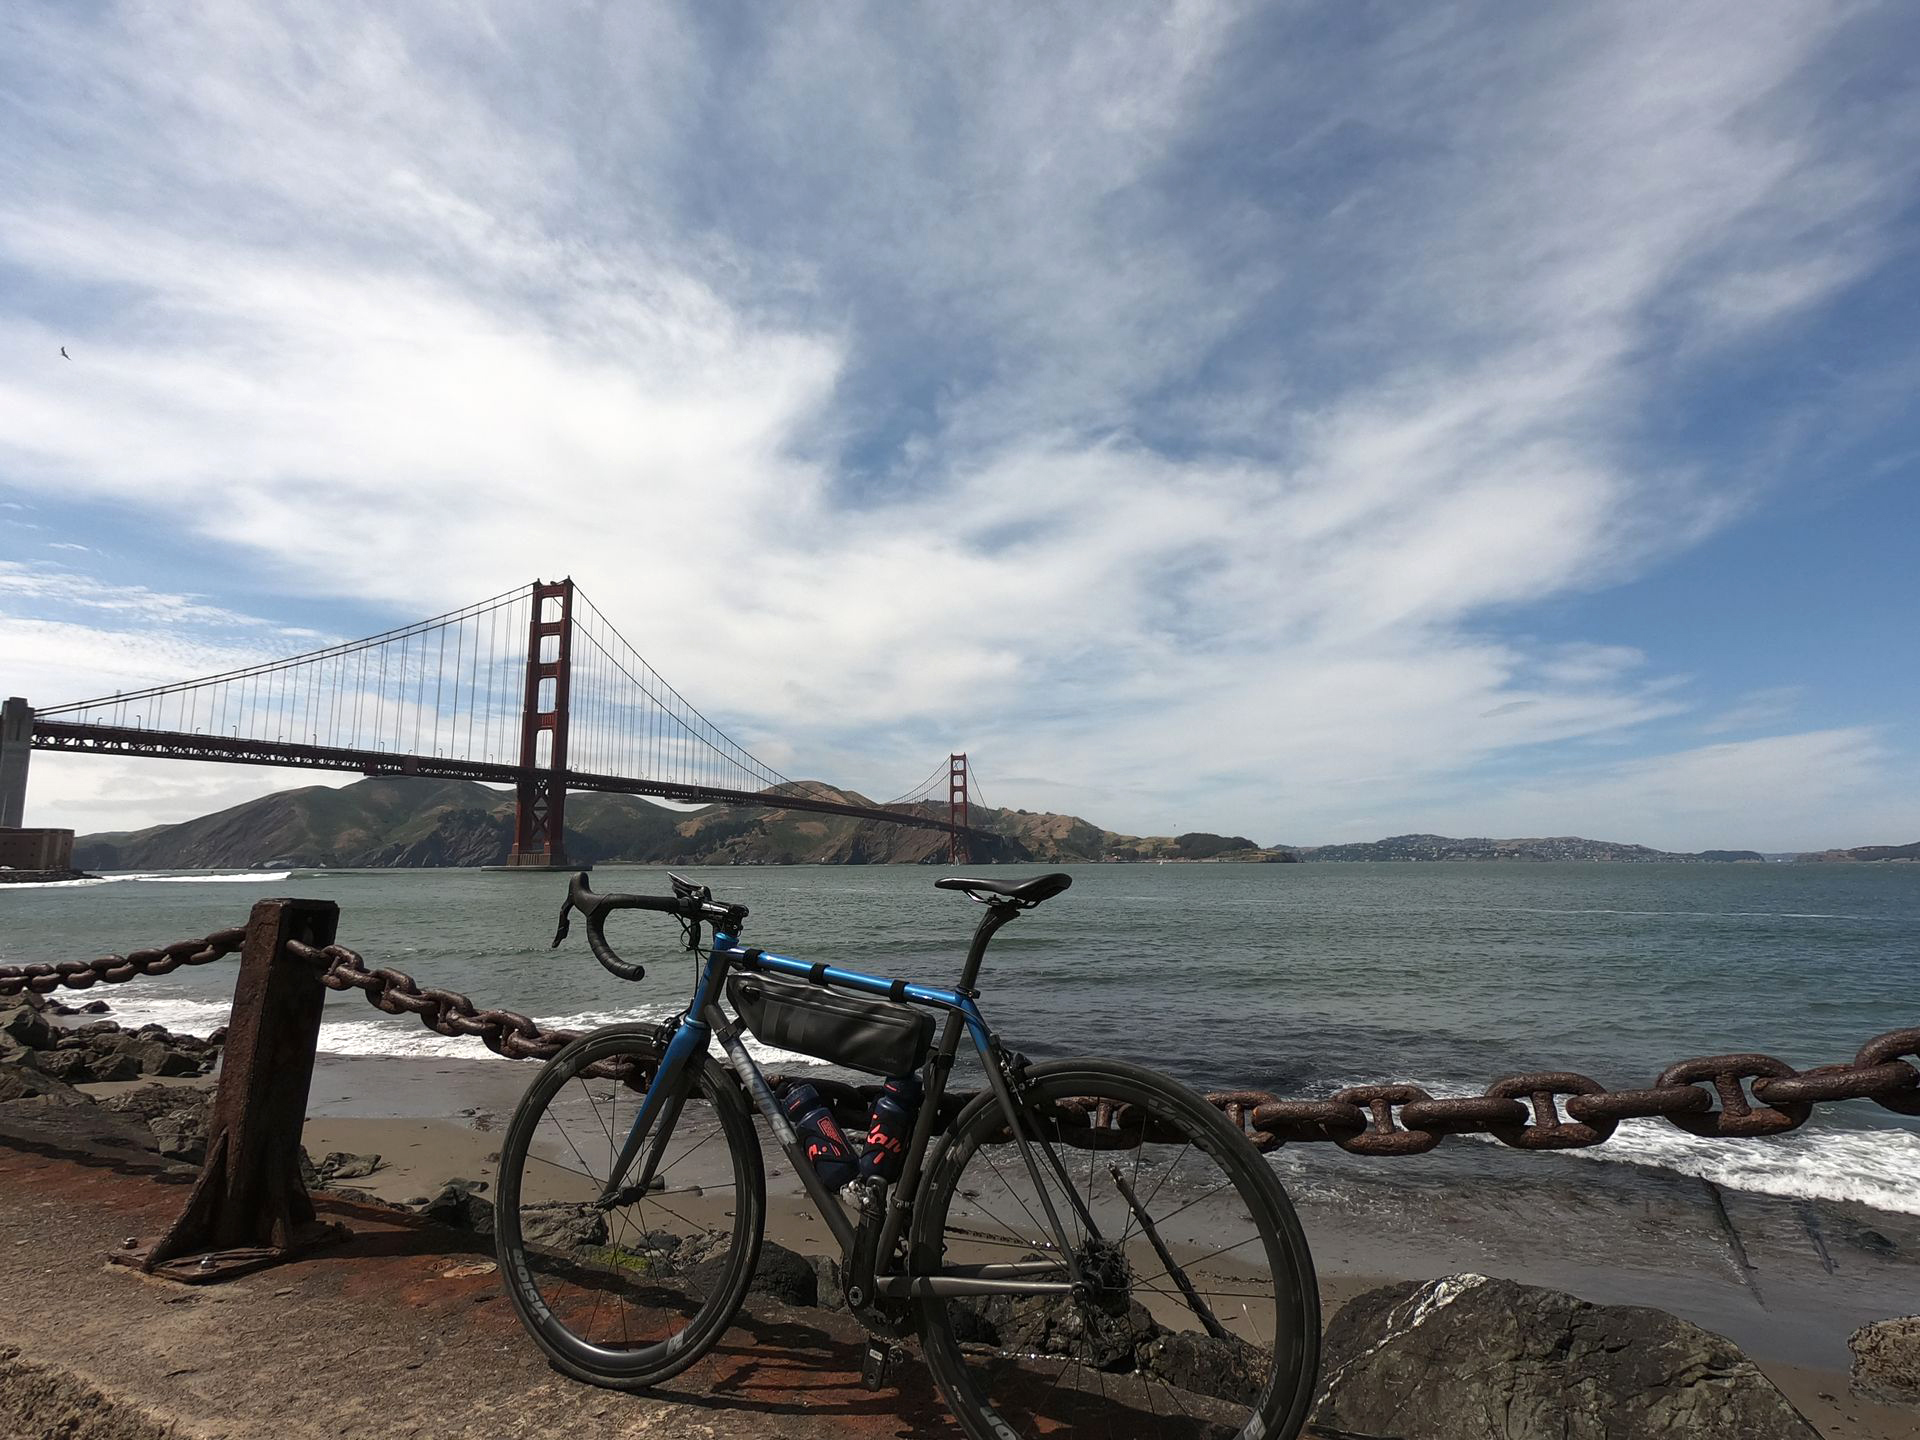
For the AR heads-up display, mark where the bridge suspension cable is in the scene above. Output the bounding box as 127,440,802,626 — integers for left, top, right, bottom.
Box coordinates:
27,579,978,857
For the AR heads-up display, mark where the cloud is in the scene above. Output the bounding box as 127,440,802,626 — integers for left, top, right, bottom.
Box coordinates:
1,4,1915,845
1700,686,1807,736
1415,729,1913,853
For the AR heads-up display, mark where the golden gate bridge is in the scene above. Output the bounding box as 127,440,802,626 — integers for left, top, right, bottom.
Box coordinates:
1,579,988,867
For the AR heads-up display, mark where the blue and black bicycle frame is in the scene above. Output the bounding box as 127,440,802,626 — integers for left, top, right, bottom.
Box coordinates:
552,871,1099,1307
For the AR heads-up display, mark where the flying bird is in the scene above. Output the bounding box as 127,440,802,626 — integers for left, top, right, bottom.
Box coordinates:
60,347,70,360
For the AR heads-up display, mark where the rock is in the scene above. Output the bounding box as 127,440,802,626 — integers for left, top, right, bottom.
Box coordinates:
1,1006,55,1051
421,1180,494,1235
82,1032,204,1078
319,1151,382,1181
520,1203,609,1250
1139,1330,1269,1408
0,1059,90,1106
809,1253,846,1311
1021,1291,1156,1372
1851,1316,1920,1406
690,1239,818,1308
80,999,111,1014
102,1085,214,1165
1312,1275,1820,1440
60,1019,122,1040
31,1047,142,1085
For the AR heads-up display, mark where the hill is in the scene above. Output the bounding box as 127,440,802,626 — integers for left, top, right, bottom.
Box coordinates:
69,782,1777,870
1292,834,1765,864
1799,840,1920,863
69,777,1281,870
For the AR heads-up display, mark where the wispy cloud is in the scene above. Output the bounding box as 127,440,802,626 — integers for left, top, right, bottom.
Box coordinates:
1700,686,1807,736
0,3,1914,846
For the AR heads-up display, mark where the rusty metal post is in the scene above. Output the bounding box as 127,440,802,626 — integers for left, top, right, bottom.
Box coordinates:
123,897,349,1282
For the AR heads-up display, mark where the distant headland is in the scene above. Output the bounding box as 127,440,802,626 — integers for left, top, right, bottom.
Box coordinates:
60,776,1914,871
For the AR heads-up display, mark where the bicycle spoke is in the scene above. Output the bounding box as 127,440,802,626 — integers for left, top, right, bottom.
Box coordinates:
915,1064,1315,1440
499,1032,761,1388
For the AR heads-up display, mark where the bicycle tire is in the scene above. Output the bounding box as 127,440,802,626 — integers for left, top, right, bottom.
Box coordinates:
911,1057,1320,1439
494,1023,765,1389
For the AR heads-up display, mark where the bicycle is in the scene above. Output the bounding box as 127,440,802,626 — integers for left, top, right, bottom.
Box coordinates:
496,869,1320,1439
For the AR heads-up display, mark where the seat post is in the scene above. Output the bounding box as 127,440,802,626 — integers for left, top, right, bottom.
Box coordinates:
957,902,1019,993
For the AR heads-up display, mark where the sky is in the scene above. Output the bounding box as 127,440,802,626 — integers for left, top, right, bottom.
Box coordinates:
2,2,1917,852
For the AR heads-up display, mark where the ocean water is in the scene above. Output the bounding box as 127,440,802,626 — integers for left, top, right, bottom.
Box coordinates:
5,861,1916,1215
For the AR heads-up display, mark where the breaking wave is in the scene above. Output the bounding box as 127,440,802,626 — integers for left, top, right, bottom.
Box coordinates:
90,994,827,1072
4,871,298,887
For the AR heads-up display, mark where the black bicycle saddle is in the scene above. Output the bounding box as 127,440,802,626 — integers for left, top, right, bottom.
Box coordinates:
934,873,1072,906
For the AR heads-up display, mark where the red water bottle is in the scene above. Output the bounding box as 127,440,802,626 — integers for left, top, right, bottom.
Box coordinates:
859,1075,923,1183
781,1082,858,1190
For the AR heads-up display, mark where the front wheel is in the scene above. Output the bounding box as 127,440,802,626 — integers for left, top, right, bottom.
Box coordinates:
494,1023,766,1389
911,1057,1319,1439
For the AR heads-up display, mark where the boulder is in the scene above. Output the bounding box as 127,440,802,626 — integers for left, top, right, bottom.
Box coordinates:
1851,1316,1920,1406
106,1034,205,1077
32,1047,142,1084
1312,1275,1820,1440
420,1180,494,1235
318,1151,382,1181
102,1084,214,1164
0,1059,90,1106
1,1005,55,1051
947,1291,1158,1373
58,1019,122,1041
690,1238,818,1307
809,1253,846,1312
80,999,112,1015
1139,1330,1269,1408
520,1203,610,1251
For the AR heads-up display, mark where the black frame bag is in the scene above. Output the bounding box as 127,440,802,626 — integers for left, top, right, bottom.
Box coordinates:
726,971,934,1075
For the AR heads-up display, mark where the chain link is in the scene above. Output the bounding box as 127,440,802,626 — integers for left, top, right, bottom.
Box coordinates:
7,929,1916,1152
1219,1033,1918,1154
0,928,247,997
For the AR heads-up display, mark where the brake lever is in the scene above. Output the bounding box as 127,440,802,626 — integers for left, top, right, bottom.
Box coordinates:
551,897,573,949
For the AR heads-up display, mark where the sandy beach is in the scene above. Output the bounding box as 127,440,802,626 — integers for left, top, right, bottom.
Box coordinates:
285,1052,1920,1440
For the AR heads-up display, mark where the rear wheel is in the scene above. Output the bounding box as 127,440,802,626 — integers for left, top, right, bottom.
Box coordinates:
911,1057,1319,1439
494,1024,765,1389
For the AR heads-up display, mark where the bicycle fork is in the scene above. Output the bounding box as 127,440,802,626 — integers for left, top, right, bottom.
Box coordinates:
598,1016,711,1209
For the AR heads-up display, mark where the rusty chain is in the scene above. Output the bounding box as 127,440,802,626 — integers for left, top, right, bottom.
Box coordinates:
7,928,1916,1152
280,939,651,1083
0,928,248,997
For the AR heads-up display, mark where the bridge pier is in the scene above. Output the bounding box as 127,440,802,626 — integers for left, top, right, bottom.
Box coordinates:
1,698,32,829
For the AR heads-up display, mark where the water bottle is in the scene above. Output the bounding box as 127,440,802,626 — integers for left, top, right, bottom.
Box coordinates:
859,1075,924,1183
781,1082,858,1191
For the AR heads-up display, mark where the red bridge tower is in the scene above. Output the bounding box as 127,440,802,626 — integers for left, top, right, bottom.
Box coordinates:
949,753,969,866
504,578,574,868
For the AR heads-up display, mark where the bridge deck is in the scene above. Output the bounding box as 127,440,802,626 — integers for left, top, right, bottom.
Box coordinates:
30,720,989,841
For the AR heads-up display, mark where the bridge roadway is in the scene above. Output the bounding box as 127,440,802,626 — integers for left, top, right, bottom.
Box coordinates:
29,720,989,843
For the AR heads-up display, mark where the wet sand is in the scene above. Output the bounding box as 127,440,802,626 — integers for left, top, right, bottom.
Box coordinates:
293,1053,1920,1440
